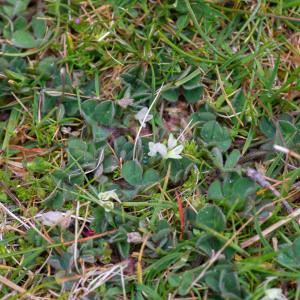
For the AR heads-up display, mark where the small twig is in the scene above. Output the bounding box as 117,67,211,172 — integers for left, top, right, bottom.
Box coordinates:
62,229,118,247
246,168,281,197
246,168,299,225
274,144,300,160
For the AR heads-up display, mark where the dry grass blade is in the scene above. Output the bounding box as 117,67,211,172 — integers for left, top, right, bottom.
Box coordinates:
137,234,150,284
274,144,300,160
0,275,38,300
241,207,300,248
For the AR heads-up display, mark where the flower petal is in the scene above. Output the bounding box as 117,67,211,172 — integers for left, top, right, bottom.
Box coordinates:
167,133,177,149
155,143,168,157
98,200,114,212
165,145,183,159
148,142,158,157
98,190,120,203
148,142,167,158
165,152,182,159
261,288,288,300
172,145,184,155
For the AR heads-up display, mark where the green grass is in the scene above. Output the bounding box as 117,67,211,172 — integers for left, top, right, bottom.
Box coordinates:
0,0,300,299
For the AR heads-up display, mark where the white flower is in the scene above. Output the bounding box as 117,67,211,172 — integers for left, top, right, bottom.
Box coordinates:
134,107,153,127
148,134,183,160
148,142,167,157
36,211,72,228
167,133,177,149
260,288,288,300
98,190,120,202
97,190,120,212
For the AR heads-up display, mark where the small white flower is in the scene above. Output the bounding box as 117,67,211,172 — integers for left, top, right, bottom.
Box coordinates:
165,144,184,159
97,190,120,212
148,134,183,160
148,142,167,157
98,200,114,212
98,190,120,202
135,107,153,127
260,288,288,300
167,134,177,149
